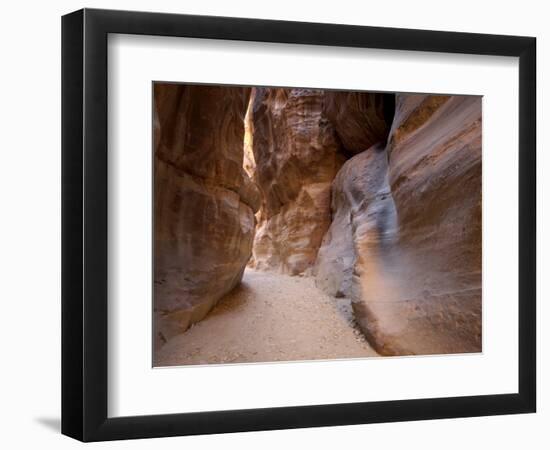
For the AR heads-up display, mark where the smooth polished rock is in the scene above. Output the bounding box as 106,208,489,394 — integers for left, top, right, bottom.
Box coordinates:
353,95,482,355
314,142,393,298
154,84,260,347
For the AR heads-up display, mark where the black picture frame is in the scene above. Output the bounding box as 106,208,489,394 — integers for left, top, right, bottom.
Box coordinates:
61,8,536,442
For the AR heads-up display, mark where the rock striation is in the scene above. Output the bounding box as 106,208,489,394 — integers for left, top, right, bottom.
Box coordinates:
314,142,395,299
154,84,260,346
248,88,346,275
316,94,482,356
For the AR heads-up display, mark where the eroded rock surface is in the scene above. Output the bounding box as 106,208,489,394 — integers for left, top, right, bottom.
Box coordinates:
316,94,482,356
249,88,346,275
315,143,394,298
323,91,393,153
154,84,260,346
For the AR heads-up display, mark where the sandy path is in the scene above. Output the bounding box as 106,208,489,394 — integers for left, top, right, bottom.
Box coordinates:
155,269,379,366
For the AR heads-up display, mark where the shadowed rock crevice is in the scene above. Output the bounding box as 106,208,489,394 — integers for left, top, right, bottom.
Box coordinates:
323,90,394,153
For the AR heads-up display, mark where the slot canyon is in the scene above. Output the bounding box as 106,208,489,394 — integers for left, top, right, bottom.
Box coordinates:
153,83,482,365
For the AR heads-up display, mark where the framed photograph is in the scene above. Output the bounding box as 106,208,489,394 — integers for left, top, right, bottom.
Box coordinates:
61,8,536,442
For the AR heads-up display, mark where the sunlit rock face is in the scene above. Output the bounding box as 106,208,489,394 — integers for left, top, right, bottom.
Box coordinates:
249,88,346,275
352,95,482,355
153,84,260,346
323,91,392,154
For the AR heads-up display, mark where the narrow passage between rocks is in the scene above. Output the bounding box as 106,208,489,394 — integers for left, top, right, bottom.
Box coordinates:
154,269,379,366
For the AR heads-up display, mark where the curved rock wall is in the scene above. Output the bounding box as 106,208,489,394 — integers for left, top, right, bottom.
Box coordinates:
364,94,482,355
316,94,482,356
314,143,395,298
154,84,260,346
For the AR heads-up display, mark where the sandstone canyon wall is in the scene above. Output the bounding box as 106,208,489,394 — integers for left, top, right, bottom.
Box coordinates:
248,88,345,275
249,88,392,275
314,142,396,299
315,94,482,356
154,84,260,346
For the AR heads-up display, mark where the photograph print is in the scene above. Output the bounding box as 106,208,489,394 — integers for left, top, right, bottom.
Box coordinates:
153,83,482,367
